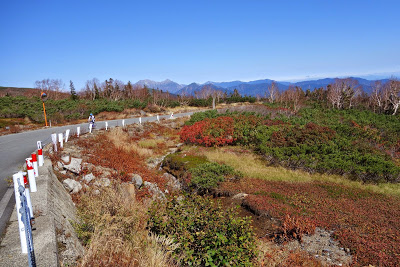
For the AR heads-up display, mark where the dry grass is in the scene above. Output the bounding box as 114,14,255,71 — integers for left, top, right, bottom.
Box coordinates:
138,139,163,149
201,147,400,197
107,127,154,158
257,241,322,267
77,184,178,267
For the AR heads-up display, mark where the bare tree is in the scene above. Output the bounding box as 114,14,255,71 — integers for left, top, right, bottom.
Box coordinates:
327,78,360,109
35,79,65,100
387,78,400,115
267,81,279,103
370,81,384,112
83,78,100,100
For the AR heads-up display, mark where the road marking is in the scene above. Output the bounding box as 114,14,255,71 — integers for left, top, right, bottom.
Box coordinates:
0,189,14,219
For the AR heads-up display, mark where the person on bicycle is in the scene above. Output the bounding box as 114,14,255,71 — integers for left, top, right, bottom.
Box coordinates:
88,113,95,126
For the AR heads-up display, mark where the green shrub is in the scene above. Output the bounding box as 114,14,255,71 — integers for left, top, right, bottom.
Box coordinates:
189,162,242,193
148,195,257,266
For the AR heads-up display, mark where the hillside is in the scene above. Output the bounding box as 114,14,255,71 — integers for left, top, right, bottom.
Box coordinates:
52,106,400,266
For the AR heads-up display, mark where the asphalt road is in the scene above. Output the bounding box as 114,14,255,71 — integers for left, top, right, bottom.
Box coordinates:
0,111,195,237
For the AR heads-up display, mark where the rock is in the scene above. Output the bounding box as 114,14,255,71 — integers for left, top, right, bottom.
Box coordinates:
232,193,248,200
57,161,64,170
94,189,100,195
144,181,165,200
94,178,111,187
63,158,82,174
63,179,82,194
61,155,70,163
131,174,143,189
162,173,181,191
146,157,164,169
345,248,350,253
83,173,95,183
60,170,67,175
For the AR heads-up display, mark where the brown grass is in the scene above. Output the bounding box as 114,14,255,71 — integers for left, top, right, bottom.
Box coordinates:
77,184,178,267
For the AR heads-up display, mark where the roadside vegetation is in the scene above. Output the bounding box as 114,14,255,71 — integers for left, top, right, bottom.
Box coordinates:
22,76,400,266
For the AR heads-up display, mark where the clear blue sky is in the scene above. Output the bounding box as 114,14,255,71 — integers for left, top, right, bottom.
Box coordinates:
1,0,399,90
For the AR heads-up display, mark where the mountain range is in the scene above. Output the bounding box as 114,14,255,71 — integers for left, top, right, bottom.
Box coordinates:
134,77,391,97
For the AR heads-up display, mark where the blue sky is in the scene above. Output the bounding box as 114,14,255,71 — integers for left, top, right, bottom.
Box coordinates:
1,0,399,90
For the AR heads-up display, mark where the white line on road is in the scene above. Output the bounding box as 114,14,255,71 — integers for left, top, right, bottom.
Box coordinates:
0,188,14,219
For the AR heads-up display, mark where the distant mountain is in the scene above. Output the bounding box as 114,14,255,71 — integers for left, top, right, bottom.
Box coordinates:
205,80,244,88
227,81,288,97
176,83,228,96
134,79,185,93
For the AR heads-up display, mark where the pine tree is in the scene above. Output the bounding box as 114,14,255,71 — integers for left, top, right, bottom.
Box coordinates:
70,80,78,100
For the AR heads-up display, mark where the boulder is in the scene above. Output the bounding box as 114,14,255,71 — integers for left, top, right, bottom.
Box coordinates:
61,155,70,163
144,181,165,200
63,179,82,194
162,173,181,191
63,158,82,174
83,173,95,183
232,193,248,200
131,174,143,189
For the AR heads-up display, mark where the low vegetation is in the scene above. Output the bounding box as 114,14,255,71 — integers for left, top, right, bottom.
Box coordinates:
148,195,257,266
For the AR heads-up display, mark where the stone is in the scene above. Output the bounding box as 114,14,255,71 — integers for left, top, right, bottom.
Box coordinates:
94,189,100,195
232,193,248,200
57,161,64,170
63,158,82,174
61,155,70,163
144,181,165,200
94,177,111,187
60,170,67,175
131,174,143,188
162,173,181,191
63,179,82,194
83,173,95,183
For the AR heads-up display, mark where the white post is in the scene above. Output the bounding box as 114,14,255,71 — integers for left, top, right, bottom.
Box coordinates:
37,141,44,166
122,119,125,128
139,117,142,124
105,121,108,131
65,129,70,142
13,172,27,254
51,133,57,152
58,133,63,148
77,126,80,137
157,115,160,122
89,123,92,133
31,153,38,178
26,158,37,192
170,112,174,119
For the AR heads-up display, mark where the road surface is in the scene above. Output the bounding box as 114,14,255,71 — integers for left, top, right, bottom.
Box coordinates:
0,111,195,237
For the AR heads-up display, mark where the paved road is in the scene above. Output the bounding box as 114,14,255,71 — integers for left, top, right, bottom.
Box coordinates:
0,111,196,237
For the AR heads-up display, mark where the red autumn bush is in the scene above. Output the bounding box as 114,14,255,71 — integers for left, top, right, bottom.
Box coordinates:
180,116,236,146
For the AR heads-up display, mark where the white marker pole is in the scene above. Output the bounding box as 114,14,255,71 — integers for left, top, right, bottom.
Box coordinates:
65,129,70,142
89,123,92,133
37,141,44,166
105,121,108,131
157,115,160,122
139,117,142,124
31,153,38,177
170,112,174,119
22,172,33,219
77,126,80,137
122,119,125,128
51,133,57,152
26,158,37,192
13,172,27,254
58,133,63,148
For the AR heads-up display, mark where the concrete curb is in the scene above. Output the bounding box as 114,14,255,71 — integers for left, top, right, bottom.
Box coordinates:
0,152,83,266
